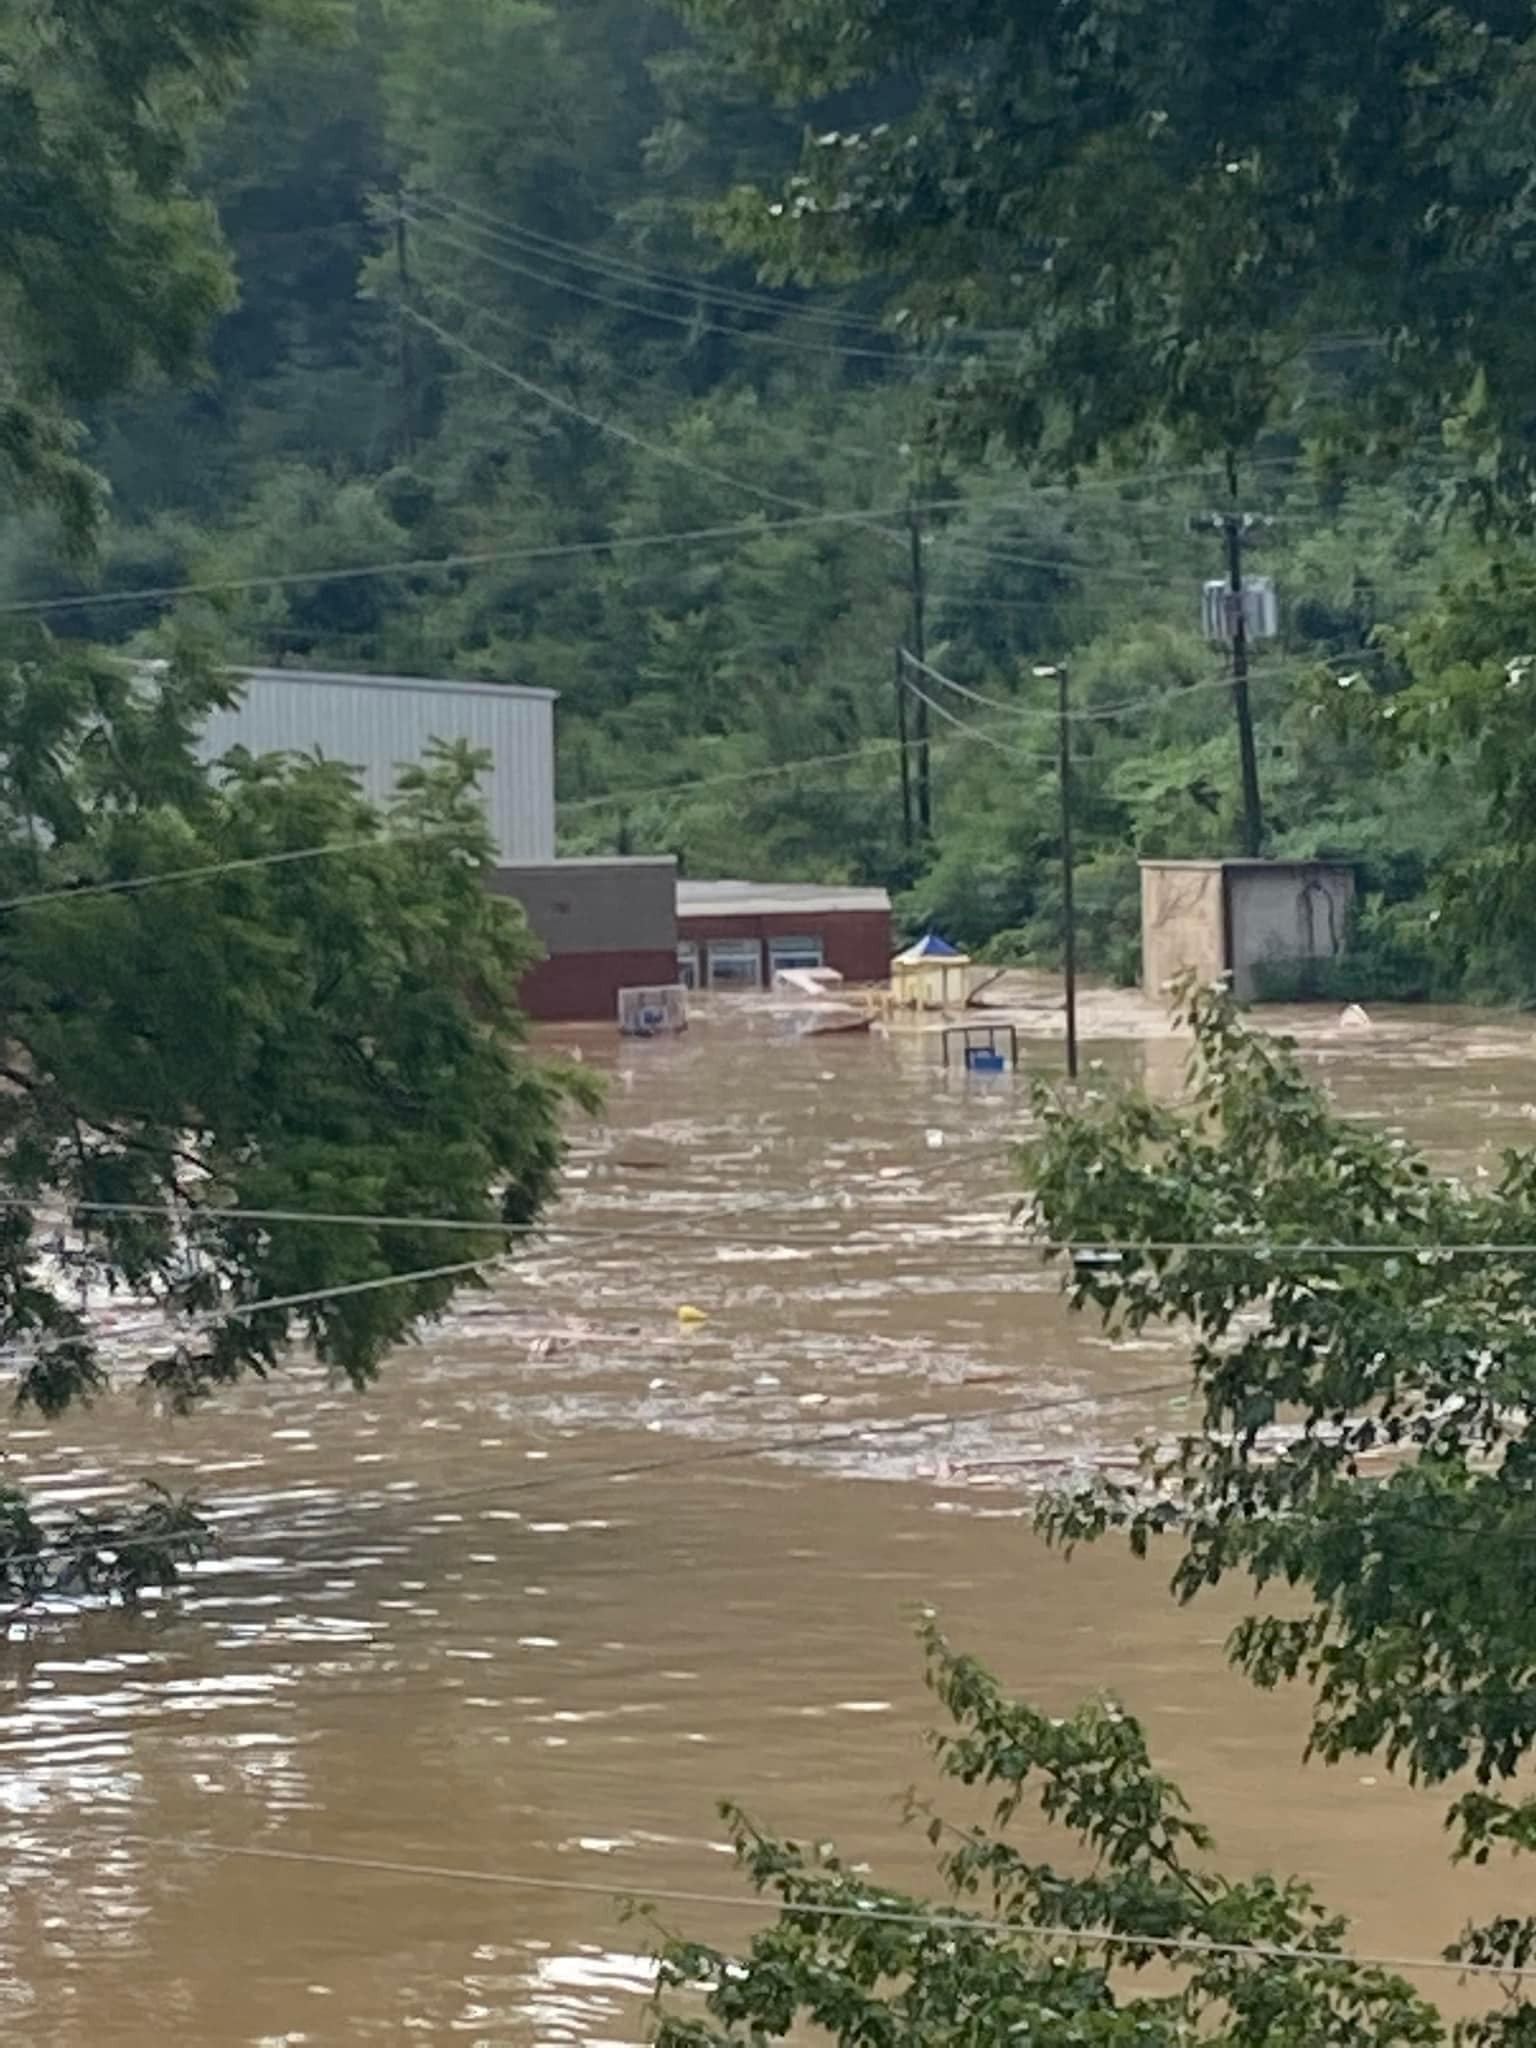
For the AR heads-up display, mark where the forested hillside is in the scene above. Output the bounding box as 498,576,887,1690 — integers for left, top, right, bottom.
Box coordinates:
3,0,1526,994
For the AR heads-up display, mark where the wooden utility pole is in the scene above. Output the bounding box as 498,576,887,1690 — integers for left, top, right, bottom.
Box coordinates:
1222,454,1262,855
1035,662,1079,1079
907,503,931,837
893,645,914,849
1193,471,1267,857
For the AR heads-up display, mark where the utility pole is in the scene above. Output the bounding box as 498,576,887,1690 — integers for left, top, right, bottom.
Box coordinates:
1034,662,1078,1080
893,645,914,849
1224,455,1263,856
907,501,931,837
395,192,417,460
1194,463,1266,857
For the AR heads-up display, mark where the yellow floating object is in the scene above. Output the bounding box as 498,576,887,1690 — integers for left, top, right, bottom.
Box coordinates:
676,1304,709,1325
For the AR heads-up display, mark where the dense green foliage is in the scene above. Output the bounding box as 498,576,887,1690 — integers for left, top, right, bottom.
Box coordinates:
1023,984,1536,2012
0,639,586,1412
7,1,1536,992
654,1617,1445,2048
0,627,593,1609
687,0,1536,487
0,0,592,1614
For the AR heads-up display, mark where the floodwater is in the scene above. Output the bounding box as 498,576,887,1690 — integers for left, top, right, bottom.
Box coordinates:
5,984,1536,2044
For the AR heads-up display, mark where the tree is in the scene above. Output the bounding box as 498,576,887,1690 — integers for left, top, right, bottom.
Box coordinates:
653,1616,1446,2048
682,0,1536,491
0,626,595,1610
0,0,340,547
1021,982,1536,2008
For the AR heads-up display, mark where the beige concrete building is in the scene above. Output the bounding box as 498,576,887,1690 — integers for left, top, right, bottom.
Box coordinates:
1140,858,1355,1002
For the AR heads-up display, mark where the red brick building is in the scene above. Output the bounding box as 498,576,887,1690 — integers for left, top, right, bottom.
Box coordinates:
490,858,678,1023
675,880,892,990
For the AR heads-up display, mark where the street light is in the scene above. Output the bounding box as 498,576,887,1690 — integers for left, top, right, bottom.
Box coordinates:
1032,663,1078,1080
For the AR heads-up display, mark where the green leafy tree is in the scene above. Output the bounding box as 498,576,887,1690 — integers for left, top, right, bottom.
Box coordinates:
1023,982,1536,2015
654,1617,1446,2048
682,0,1536,485
0,0,340,546
0,628,594,1610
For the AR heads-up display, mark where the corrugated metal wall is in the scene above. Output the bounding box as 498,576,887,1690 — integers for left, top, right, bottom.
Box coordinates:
197,669,556,862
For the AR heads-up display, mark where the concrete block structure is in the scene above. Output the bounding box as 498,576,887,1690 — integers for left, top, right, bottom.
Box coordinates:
1140,858,1356,1002
675,880,892,990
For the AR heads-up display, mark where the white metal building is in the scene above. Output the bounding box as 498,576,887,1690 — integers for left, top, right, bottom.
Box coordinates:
198,667,556,863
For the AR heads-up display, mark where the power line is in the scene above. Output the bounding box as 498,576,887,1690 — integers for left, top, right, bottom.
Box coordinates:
129,1834,1536,1981
0,1255,494,1380
0,829,453,914
20,1191,1536,1262
1,1194,1025,1251
902,649,1303,728
408,300,875,529
0,725,1010,917
899,669,1057,763
558,726,1001,813
0,504,934,621
1035,1238,1536,1259
417,192,973,343
935,535,1177,586
405,209,949,371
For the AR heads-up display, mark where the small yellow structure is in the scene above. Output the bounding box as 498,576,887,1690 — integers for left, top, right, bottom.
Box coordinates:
890,932,971,1010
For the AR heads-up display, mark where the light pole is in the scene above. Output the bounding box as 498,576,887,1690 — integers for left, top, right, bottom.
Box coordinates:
1033,662,1078,1080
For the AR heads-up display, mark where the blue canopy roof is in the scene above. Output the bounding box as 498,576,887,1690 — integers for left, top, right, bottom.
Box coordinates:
896,931,966,961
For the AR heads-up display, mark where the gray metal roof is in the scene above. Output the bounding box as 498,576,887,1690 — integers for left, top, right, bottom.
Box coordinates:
1138,857,1355,872
677,878,891,918
231,666,556,702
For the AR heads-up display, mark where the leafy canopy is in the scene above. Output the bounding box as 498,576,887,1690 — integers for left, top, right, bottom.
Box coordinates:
0,631,595,1604
685,0,1536,480
1023,984,1536,2007
653,1618,1444,2048
0,0,339,544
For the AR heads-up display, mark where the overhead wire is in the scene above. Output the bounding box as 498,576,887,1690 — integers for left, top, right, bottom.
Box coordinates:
561,717,1057,811
416,191,962,342
899,671,1057,763
0,505,930,621
0,724,1032,913
126,1833,1536,1982
1,1193,1024,1251
0,1367,1194,1577
0,1255,497,1382
404,208,959,370
0,829,455,914
417,197,1398,380
404,303,877,528
901,648,1342,729
20,1190,1536,1263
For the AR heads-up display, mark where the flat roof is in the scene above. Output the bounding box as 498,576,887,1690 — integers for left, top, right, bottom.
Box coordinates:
1139,857,1355,872
494,856,677,874
677,878,891,918
232,666,556,704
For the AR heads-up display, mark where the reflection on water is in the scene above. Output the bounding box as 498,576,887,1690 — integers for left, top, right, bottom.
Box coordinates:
4,992,1536,2042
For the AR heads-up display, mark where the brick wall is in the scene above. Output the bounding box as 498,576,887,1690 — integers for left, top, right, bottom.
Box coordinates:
521,949,680,1023
677,910,891,986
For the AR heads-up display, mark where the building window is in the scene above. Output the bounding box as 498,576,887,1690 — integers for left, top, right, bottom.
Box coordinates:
768,934,825,975
706,938,762,989
677,940,700,990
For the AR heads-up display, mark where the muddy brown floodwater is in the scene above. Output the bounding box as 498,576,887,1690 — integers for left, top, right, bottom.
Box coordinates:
6,985,1536,2044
